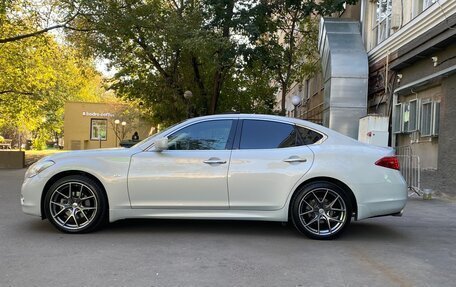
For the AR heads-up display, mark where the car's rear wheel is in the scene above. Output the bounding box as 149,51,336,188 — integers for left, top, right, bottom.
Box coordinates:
44,175,107,233
291,181,352,240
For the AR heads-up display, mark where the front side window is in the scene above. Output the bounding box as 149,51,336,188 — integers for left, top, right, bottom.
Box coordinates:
167,120,234,150
91,119,107,140
239,120,297,149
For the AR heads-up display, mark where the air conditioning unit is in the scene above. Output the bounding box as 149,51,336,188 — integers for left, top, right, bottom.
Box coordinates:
358,115,389,147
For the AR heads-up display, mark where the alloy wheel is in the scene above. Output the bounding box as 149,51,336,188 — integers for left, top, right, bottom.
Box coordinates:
49,181,98,231
298,188,347,237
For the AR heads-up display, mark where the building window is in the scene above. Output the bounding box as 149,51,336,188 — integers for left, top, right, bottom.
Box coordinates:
420,101,432,137
412,0,437,18
408,99,419,132
374,0,393,45
305,79,310,99
393,103,402,134
432,101,440,136
91,119,107,140
424,0,436,8
402,103,410,133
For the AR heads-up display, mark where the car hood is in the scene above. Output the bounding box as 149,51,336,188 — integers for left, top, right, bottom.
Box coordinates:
38,147,141,163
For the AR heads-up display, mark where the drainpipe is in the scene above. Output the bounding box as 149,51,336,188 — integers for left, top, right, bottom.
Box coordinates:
392,92,398,149
360,0,365,43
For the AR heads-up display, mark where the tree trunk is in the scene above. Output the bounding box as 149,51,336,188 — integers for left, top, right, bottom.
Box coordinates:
191,56,208,114
208,0,235,115
210,69,223,114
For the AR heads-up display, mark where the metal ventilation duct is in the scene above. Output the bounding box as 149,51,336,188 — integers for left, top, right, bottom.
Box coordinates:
318,18,368,139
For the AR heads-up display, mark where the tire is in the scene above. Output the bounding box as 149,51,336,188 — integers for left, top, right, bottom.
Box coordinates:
44,175,108,233
291,181,352,240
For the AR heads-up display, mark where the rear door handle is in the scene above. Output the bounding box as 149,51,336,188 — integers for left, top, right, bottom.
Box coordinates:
203,158,227,165
283,157,307,163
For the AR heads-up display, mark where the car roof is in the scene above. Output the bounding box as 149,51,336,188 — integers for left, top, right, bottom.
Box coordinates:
185,113,330,134
189,113,363,146
136,113,362,150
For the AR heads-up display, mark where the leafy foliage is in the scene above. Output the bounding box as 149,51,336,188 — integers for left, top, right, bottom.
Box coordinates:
0,1,109,149
66,0,357,123
1,0,358,137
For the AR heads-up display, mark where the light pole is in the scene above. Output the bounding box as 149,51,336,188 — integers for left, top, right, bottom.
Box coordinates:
291,95,301,118
114,119,120,147
184,90,193,118
121,121,126,141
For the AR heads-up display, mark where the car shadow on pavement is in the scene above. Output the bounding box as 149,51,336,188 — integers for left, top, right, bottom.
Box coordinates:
103,218,408,242
106,219,297,238
23,218,408,242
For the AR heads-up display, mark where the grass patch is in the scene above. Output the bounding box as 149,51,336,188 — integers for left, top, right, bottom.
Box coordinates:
20,149,66,167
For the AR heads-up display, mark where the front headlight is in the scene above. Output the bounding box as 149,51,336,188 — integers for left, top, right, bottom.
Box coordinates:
25,160,55,178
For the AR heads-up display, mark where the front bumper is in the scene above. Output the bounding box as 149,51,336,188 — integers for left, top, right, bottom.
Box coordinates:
21,175,47,217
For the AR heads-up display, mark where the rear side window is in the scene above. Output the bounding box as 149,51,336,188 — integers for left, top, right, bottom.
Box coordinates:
240,120,297,149
296,126,323,145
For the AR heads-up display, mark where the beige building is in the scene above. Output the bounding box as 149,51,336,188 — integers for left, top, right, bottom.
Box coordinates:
64,102,152,150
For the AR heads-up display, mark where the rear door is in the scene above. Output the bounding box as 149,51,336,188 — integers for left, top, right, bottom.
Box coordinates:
228,119,321,210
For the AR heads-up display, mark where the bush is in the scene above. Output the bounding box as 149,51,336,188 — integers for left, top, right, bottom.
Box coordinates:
0,136,4,143
32,136,47,150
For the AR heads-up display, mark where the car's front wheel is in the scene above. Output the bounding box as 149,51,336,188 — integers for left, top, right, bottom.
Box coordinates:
44,175,108,233
291,181,352,240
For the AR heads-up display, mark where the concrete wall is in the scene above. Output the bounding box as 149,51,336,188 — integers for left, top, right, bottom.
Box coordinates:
0,151,24,169
396,85,441,169
437,73,456,195
392,42,456,194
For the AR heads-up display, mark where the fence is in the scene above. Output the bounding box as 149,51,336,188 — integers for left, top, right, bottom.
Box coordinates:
395,146,422,197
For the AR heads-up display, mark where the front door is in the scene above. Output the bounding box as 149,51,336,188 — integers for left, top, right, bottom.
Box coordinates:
128,119,236,209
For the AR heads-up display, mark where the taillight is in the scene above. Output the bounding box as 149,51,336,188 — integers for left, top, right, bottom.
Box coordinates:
375,156,400,170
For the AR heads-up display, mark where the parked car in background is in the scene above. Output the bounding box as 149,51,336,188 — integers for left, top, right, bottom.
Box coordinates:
21,114,407,239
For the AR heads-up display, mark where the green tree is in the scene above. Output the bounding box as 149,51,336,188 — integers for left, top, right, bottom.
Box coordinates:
66,0,358,123
243,0,359,114
0,2,108,148
1,0,358,129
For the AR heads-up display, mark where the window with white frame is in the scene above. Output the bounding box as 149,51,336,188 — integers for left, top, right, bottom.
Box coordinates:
424,0,436,9
408,99,419,132
305,79,310,99
420,101,432,137
374,0,393,45
393,103,402,133
412,0,437,18
432,101,440,136
402,103,410,133
91,119,107,140
394,98,439,137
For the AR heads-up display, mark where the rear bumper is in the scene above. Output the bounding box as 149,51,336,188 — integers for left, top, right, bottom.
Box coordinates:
354,179,408,220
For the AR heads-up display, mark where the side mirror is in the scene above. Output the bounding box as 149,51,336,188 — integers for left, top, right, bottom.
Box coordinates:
154,137,168,152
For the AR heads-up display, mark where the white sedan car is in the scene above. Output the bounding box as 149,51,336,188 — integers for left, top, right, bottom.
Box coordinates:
21,114,407,239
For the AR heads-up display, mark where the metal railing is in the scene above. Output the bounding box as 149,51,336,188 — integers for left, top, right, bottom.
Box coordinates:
395,146,422,197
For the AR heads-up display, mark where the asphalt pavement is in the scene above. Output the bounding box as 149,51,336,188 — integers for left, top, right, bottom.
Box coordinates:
1,168,455,287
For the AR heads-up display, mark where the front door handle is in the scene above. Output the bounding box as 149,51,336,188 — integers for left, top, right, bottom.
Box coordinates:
283,157,307,163
203,158,227,165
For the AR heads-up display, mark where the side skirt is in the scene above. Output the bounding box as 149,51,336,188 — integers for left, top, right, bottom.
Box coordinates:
109,208,289,223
